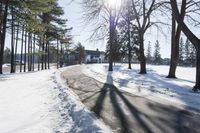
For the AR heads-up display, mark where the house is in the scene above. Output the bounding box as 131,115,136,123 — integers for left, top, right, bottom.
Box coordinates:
85,49,105,64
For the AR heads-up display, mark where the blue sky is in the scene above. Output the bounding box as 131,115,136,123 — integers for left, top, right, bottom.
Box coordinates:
59,0,172,58
4,0,178,58
58,0,107,51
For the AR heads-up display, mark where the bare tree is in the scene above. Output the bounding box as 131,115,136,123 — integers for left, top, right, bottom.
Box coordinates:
170,0,200,91
131,0,159,74
82,0,122,71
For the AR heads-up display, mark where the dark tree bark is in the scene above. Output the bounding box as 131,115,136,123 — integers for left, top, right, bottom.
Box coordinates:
45,37,47,69
32,34,35,71
131,0,156,74
127,9,132,69
47,41,50,69
41,37,44,70
14,21,19,72
57,34,59,69
24,29,27,72
168,15,177,78
108,13,115,72
10,5,15,73
60,43,63,68
168,0,186,78
170,0,200,91
138,32,146,74
28,33,31,71
0,1,8,74
38,39,41,71
20,25,24,72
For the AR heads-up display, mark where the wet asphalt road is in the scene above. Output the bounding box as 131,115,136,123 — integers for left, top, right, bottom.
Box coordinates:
61,65,200,133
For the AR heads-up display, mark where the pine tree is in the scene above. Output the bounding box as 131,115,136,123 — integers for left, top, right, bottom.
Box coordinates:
146,41,152,64
153,40,162,65
184,39,190,66
189,43,196,67
179,37,184,66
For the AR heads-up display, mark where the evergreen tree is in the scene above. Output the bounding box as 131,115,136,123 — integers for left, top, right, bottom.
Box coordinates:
179,37,184,66
184,39,190,66
189,43,196,67
153,40,162,64
75,42,85,64
146,41,152,64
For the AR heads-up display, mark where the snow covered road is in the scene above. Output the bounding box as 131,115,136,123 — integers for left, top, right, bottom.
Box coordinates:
0,69,111,133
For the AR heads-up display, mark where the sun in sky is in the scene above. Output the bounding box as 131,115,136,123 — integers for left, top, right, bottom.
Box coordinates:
105,0,122,9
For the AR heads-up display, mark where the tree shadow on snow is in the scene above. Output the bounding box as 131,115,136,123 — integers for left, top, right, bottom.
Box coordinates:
91,73,200,133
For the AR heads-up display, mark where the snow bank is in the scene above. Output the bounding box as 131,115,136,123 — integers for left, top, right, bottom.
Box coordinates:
82,64,200,111
0,68,112,133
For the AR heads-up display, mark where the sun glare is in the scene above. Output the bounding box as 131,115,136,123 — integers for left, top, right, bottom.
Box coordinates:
105,0,122,9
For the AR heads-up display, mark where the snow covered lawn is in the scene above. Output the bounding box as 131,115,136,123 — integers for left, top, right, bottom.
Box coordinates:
0,68,111,133
83,64,200,111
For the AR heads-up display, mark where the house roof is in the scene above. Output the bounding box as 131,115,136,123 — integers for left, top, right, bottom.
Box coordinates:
85,50,104,56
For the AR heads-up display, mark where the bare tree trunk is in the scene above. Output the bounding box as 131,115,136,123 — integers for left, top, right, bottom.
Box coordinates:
168,15,177,78
41,37,44,70
57,34,59,69
127,10,132,69
28,33,31,71
24,29,27,72
170,0,200,91
108,13,114,71
10,6,15,73
45,39,47,69
47,41,50,69
139,32,146,74
168,1,186,78
29,33,32,71
32,34,35,71
38,39,41,71
0,1,8,74
193,46,200,91
20,25,24,72
14,21,19,72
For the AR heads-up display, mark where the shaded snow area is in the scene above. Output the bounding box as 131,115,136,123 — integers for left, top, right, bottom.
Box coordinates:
83,64,200,111
0,69,112,133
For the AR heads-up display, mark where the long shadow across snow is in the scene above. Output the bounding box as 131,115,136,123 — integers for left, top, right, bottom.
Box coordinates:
91,73,153,133
91,73,200,133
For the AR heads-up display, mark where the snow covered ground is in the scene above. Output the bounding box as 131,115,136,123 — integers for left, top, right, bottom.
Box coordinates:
0,68,112,133
83,64,200,111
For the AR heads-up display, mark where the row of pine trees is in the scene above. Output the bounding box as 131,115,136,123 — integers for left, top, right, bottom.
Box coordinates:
146,38,196,66
0,0,72,74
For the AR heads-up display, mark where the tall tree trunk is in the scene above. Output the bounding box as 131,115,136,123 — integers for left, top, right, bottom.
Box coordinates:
45,37,47,69
28,33,31,71
128,16,132,69
29,33,32,71
60,43,63,68
14,21,19,72
10,6,15,73
0,1,8,74
24,29,27,72
108,13,115,71
193,46,200,91
57,34,59,69
47,41,50,69
41,37,44,70
32,34,35,71
168,1,186,78
38,39,41,71
20,25,24,72
139,32,146,74
170,0,200,91
168,15,177,78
